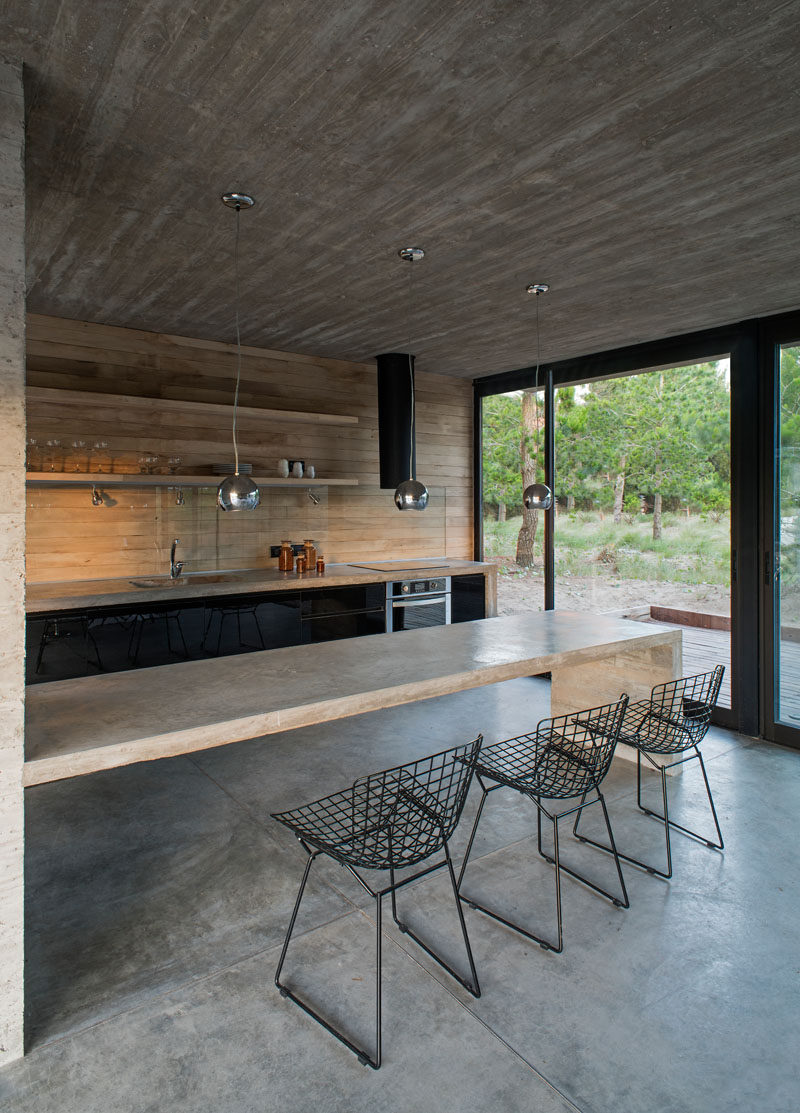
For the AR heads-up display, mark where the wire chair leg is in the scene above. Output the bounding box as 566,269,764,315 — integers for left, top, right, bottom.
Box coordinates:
597,791,629,908
550,814,564,954
576,752,685,879
456,783,490,890
390,840,481,996
460,796,563,953
275,850,381,1070
638,749,723,852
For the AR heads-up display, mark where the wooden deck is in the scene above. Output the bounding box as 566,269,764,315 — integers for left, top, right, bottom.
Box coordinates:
642,620,800,723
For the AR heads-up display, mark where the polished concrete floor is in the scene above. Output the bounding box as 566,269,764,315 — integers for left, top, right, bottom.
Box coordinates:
3,677,799,1112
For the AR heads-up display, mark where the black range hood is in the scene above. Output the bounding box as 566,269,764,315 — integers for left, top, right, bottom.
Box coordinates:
376,351,416,491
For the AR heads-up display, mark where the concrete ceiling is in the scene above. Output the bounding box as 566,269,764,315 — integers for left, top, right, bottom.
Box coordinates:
3,0,800,379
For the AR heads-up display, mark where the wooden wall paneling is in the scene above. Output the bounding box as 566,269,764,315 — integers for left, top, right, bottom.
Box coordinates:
26,316,472,581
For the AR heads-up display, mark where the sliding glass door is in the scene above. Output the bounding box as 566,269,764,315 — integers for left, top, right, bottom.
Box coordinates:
553,362,733,709
762,333,800,747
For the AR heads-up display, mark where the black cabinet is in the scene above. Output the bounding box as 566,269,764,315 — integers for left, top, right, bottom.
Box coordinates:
300,584,385,644
28,574,485,683
451,574,486,623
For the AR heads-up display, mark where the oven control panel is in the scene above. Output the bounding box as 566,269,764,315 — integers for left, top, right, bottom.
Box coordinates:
390,578,448,597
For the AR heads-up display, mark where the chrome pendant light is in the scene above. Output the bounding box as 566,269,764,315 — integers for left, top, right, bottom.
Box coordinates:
217,192,260,512
522,282,553,512
394,246,428,511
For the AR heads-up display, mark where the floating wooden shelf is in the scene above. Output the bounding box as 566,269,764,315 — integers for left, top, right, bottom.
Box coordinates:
27,386,359,427
26,473,358,488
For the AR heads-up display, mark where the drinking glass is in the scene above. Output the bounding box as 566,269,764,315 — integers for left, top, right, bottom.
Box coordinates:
92,441,110,472
26,437,40,472
45,439,62,471
71,440,87,471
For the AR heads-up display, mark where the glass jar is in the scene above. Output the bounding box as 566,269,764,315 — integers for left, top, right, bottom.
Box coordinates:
303,539,317,567
295,553,307,575
278,540,294,572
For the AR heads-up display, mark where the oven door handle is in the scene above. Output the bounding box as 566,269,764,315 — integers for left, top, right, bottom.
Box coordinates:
392,597,445,607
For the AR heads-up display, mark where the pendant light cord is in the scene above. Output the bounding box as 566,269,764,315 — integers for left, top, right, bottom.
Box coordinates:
535,290,541,476
232,203,242,477
407,255,415,481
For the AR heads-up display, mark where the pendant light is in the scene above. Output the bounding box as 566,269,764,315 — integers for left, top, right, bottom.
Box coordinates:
394,246,429,511
522,282,553,512
217,191,260,512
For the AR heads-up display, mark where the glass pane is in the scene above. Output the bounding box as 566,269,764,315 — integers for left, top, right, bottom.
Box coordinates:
481,390,545,615
777,343,800,727
553,362,732,707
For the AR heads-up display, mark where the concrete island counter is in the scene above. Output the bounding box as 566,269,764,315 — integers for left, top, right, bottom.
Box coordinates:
24,611,681,786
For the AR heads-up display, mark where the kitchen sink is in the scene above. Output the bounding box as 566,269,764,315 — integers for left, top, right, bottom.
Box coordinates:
129,572,248,588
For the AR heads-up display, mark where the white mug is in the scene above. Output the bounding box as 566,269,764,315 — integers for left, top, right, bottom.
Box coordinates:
278,459,289,478
291,460,304,479
306,465,315,479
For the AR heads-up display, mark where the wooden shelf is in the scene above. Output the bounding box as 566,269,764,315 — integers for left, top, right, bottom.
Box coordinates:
27,386,359,427
26,473,358,488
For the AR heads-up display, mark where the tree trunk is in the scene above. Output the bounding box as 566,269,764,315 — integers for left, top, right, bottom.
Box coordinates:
516,389,541,567
567,493,575,510
652,446,663,540
652,491,663,540
612,455,627,524
497,502,506,523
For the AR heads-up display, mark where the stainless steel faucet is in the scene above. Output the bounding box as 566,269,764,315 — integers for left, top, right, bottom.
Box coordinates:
170,538,183,579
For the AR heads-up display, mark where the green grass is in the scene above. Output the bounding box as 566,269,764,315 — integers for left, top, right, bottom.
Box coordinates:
484,511,731,586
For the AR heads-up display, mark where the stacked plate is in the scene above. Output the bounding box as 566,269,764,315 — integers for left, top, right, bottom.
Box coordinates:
212,463,253,475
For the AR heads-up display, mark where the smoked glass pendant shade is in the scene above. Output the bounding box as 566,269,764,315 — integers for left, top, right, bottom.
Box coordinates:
217,473,261,512
394,478,429,511
523,482,553,511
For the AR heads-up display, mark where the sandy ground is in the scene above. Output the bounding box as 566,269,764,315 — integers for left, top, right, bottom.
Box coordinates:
492,562,730,617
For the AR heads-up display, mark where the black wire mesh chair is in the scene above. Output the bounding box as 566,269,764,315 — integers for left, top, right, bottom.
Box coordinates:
457,697,629,955
574,666,724,879
272,736,483,1070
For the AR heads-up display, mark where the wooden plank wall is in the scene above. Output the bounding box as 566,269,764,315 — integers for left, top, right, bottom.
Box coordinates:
25,315,472,582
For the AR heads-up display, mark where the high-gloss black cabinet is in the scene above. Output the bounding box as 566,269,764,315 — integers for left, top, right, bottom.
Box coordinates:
28,574,484,683
451,574,486,623
300,584,385,644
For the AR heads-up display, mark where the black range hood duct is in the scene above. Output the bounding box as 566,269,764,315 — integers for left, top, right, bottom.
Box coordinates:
376,351,416,490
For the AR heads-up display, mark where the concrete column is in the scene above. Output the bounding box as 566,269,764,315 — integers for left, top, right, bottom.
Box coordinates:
0,57,26,1066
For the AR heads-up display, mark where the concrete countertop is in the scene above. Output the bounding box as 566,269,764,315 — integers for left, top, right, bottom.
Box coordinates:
24,611,680,786
26,559,495,615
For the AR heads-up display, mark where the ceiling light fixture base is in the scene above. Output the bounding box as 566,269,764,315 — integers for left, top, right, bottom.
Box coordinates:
398,247,425,262
221,192,256,210
526,283,550,296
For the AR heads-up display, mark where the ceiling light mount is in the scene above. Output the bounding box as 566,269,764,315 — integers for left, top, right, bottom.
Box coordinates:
221,192,255,210
526,283,550,296
398,247,425,263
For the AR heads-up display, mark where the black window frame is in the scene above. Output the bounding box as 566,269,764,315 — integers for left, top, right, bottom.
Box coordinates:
474,317,768,737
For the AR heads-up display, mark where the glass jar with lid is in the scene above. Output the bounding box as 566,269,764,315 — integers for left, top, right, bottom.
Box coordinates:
302,538,317,567
278,540,294,572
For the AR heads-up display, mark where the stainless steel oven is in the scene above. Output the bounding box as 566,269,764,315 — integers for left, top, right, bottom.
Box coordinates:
386,577,451,632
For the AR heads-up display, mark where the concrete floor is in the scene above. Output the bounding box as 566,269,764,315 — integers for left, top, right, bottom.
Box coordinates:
3,677,799,1112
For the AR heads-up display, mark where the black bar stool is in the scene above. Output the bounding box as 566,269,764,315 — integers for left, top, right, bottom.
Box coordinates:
575,666,725,879
457,697,629,955
272,736,483,1070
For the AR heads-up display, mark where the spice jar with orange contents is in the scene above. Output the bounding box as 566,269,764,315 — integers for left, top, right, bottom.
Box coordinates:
302,538,317,567
278,540,294,572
